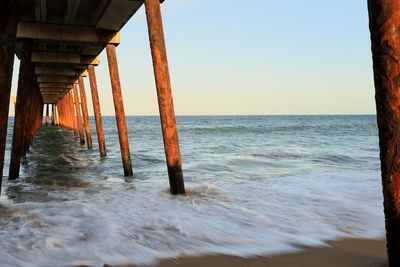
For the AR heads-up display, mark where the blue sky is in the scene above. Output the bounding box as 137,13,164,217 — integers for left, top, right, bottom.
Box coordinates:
11,0,375,115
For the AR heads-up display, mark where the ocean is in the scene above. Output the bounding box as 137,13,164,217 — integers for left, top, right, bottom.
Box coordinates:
0,115,385,266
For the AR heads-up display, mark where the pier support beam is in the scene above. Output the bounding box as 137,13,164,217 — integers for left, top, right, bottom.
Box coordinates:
60,99,67,129
106,44,133,176
51,104,55,125
55,105,59,126
368,1,400,266
21,82,37,156
64,93,71,130
58,100,64,128
144,0,185,194
9,41,35,180
0,0,18,189
88,65,107,157
68,90,78,135
40,101,44,126
24,84,42,152
29,84,42,147
78,77,93,149
45,104,49,126
73,84,85,144
70,93,78,136
68,93,74,131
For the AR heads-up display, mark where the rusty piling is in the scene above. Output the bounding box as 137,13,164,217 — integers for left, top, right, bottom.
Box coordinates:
58,99,64,128
65,93,72,130
9,41,35,180
88,65,107,156
0,0,17,189
63,96,68,130
55,105,59,126
144,0,185,194
51,104,55,126
73,84,85,144
45,104,49,126
59,97,67,129
68,90,78,135
368,1,400,266
69,92,75,131
70,93,78,136
62,97,67,130
106,44,133,176
29,84,43,148
24,84,42,152
21,82,37,156
78,77,93,149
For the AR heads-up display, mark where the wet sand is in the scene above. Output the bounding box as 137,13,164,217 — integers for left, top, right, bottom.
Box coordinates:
153,238,387,267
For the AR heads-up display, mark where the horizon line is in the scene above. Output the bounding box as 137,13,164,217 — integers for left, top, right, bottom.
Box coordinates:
8,113,377,117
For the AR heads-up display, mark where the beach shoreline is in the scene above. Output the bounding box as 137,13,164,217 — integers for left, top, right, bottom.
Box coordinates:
147,238,387,267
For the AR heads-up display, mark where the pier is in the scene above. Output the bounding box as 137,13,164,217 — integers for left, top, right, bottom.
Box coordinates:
0,0,399,266
0,0,184,195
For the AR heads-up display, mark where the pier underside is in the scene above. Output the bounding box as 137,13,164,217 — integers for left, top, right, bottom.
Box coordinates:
1,0,400,266
0,0,184,195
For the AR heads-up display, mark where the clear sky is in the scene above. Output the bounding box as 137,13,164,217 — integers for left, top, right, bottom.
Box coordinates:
10,0,375,116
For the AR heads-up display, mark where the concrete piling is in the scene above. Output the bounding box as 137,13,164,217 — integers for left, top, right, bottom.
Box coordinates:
368,1,400,266
88,65,107,157
144,0,185,194
106,44,133,176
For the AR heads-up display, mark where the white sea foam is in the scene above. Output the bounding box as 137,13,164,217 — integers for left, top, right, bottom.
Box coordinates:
0,115,385,266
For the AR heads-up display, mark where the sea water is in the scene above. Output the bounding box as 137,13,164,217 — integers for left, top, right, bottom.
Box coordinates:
0,115,384,266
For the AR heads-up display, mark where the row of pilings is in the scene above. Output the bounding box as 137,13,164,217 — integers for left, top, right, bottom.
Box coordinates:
50,72,103,153
0,0,185,198
1,0,399,266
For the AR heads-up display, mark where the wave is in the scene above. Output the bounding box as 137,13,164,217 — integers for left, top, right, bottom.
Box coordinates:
0,115,383,266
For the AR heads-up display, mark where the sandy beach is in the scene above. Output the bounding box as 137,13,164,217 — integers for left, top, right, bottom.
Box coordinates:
153,238,387,267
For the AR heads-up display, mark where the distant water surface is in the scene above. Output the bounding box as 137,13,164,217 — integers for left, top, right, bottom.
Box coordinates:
0,115,384,266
